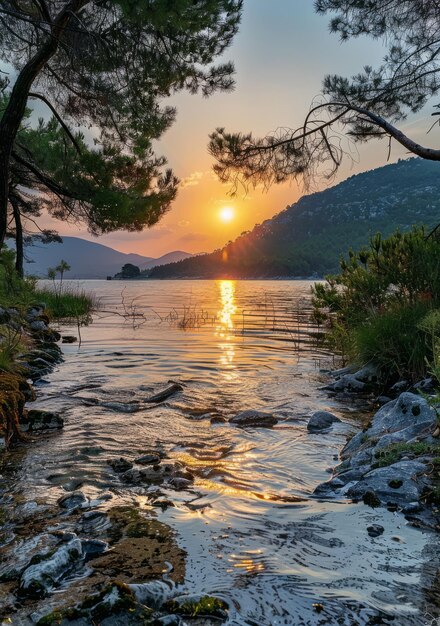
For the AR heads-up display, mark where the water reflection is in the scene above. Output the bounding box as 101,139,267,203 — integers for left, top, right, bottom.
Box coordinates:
216,280,237,371
218,280,237,332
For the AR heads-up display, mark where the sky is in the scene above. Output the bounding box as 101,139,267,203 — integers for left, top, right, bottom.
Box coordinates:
37,2,440,257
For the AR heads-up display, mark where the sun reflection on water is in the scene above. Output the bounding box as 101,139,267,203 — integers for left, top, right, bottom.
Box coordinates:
216,280,237,371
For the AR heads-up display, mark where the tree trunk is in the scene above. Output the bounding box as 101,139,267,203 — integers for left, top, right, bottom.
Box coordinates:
0,0,88,246
11,197,24,277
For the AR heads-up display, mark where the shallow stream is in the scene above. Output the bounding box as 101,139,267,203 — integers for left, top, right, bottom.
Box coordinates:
0,280,438,625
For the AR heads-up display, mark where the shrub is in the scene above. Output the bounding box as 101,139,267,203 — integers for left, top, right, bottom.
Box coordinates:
313,227,440,383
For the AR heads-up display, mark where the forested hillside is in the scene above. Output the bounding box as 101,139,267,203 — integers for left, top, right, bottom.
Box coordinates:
149,158,440,279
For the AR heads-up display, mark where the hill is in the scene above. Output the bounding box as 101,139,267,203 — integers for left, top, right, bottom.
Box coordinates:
148,158,440,279
16,236,192,279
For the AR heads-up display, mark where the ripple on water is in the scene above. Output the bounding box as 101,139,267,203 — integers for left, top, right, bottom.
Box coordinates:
1,280,437,625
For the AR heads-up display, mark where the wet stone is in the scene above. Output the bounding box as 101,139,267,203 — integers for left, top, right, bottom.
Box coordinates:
107,457,133,473
58,491,88,510
307,410,341,432
24,409,64,431
229,410,278,428
77,510,110,535
134,454,161,465
367,524,384,538
62,335,78,343
19,538,83,599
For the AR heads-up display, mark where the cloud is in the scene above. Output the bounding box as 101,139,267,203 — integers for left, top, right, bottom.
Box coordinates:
180,171,204,188
178,220,191,228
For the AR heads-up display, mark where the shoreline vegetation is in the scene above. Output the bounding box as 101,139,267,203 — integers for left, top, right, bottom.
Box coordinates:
0,247,95,447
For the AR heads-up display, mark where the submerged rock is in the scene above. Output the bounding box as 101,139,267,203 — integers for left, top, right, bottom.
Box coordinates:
135,454,161,465
19,538,83,598
58,491,88,510
307,411,341,432
107,457,133,473
145,382,184,403
229,410,277,428
62,335,78,344
24,409,64,431
367,524,384,538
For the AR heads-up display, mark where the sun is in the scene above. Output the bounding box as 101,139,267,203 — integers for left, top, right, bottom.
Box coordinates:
219,206,235,223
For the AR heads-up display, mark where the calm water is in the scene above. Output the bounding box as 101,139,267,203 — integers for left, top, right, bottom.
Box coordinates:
1,280,437,625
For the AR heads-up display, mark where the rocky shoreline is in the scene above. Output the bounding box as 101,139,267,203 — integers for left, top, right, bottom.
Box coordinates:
311,366,440,531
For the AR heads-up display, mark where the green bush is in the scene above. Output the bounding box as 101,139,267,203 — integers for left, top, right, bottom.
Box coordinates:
313,227,440,383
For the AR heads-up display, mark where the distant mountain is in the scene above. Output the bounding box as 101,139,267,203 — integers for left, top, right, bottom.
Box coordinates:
139,251,194,271
148,158,440,279
15,236,192,279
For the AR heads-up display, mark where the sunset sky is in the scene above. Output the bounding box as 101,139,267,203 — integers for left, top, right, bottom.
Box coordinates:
39,1,439,257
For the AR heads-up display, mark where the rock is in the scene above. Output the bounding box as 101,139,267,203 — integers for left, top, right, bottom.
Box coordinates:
163,594,229,620
347,460,429,506
62,335,78,343
324,363,380,393
135,454,161,465
229,410,278,428
27,305,45,320
307,410,341,432
324,374,367,393
30,320,48,332
376,395,392,406
122,464,173,485
24,409,64,431
389,380,410,395
210,416,226,424
107,457,133,473
413,377,435,393
19,538,83,598
101,401,141,413
58,491,88,510
367,524,384,537
145,382,184,403
373,420,434,451
81,539,108,558
368,393,437,437
77,510,110,534
167,477,193,491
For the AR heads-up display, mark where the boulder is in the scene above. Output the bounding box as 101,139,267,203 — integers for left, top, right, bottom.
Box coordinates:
347,460,429,505
307,410,341,432
368,393,437,437
229,410,278,428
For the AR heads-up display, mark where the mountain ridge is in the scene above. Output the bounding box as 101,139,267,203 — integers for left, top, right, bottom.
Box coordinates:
14,236,192,279
147,158,440,279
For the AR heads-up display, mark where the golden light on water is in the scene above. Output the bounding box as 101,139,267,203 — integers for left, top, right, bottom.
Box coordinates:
219,280,236,330
219,206,235,223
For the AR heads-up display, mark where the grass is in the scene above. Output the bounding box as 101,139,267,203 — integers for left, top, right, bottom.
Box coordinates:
353,302,434,383
36,287,96,320
373,441,440,468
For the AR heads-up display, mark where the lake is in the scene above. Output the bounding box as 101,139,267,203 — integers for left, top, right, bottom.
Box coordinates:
1,280,436,625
